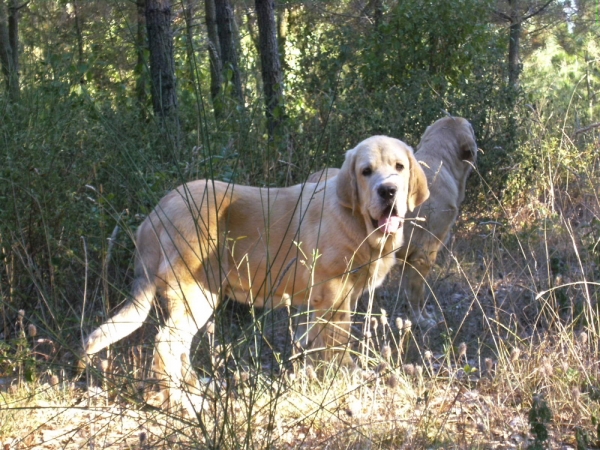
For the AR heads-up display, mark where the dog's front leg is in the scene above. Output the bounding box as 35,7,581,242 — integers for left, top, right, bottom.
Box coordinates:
402,253,439,329
308,297,354,366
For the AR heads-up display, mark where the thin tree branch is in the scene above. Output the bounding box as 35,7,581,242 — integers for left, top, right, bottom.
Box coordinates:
574,122,600,136
522,0,554,22
13,1,29,12
492,8,511,22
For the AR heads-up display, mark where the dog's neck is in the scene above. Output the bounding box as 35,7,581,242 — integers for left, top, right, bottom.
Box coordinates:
422,152,472,195
353,218,400,288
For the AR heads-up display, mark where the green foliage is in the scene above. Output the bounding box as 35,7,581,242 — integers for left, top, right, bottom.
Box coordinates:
282,0,522,196
523,21,600,137
528,394,553,449
0,0,596,413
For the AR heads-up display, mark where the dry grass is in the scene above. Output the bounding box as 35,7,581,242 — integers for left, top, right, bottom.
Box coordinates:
2,137,600,449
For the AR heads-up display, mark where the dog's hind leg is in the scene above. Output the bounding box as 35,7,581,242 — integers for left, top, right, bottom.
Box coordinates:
148,280,216,412
401,254,438,329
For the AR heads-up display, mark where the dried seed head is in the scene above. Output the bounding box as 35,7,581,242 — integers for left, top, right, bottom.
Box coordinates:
27,324,37,338
424,350,433,362
572,387,581,402
18,310,25,320
403,319,412,332
370,317,379,332
306,365,317,381
381,344,392,361
99,359,109,373
376,361,390,374
380,314,388,327
415,365,423,379
346,395,361,417
386,374,399,389
458,342,467,359
380,309,388,326
49,374,60,387
485,357,494,374
363,330,372,339
395,317,404,331
578,332,588,346
206,321,215,335
403,363,415,377
541,358,553,377
510,347,521,363
281,294,292,308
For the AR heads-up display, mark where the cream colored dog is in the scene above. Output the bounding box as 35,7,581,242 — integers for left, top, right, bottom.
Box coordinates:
308,117,477,328
397,116,477,327
83,135,429,408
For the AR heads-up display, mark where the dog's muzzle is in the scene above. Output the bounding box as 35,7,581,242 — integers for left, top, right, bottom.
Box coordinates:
371,184,402,234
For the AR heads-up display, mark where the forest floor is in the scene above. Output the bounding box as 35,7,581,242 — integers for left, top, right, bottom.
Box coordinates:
1,213,598,449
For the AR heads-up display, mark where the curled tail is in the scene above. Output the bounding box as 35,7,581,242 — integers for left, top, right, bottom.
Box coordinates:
84,275,157,355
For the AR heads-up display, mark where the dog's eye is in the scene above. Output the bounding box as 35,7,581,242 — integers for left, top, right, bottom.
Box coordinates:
362,167,372,176
396,163,404,171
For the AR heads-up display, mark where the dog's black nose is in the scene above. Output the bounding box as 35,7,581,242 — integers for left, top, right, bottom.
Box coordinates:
377,184,397,200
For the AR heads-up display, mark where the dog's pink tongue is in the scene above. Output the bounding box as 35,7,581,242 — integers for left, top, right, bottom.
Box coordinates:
378,215,401,234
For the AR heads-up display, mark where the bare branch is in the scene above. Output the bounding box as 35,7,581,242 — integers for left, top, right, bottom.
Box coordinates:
492,8,511,22
13,1,29,12
574,122,600,136
522,0,554,22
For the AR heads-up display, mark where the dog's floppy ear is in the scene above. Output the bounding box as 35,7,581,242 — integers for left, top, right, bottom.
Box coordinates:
336,148,358,212
408,152,430,211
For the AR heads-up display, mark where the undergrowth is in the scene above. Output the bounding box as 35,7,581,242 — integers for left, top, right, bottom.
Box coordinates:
1,82,600,449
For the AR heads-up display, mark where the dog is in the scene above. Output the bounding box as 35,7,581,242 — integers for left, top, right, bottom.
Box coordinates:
307,117,478,328
396,116,478,327
82,135,429,409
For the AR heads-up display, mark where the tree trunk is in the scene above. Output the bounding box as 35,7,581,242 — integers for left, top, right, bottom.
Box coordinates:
507,0,521,87
183,0,196,86
73,1,85,84
255,0,284,139
0,0,20,102
145,0,178,120
373,0,383,28
0,2,11,92
205,0,223,119
215,0,243,104
276,6,287,71
135,0,148,119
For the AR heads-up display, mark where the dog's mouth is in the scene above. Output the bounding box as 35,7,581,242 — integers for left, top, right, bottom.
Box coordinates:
372,206,402,234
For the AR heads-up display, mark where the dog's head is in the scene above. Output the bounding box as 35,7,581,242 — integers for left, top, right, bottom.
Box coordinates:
336,136,429,245
419,116,478,169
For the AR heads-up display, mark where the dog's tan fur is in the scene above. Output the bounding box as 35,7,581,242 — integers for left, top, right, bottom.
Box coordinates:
397,117,477,327
83,135,428,408
308,117,477,328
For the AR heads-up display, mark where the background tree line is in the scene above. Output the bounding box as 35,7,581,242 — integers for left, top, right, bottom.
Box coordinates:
0,0,598,349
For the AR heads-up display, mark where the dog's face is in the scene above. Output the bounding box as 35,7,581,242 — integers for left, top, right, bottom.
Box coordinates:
336,136,429,245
